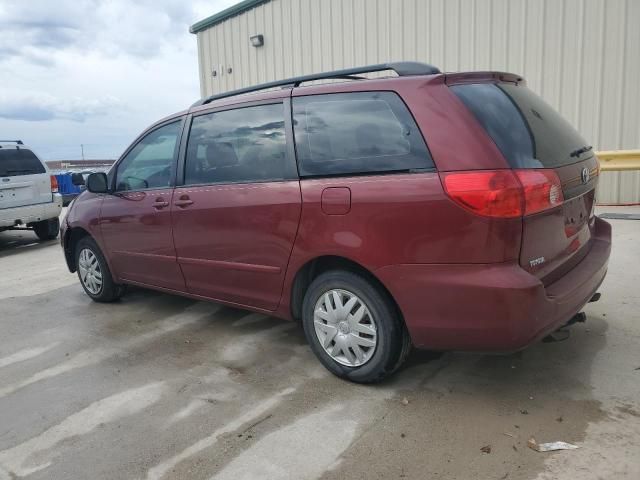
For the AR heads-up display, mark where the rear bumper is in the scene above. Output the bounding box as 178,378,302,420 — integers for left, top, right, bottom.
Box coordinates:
0,195,62,228
376,217,612,351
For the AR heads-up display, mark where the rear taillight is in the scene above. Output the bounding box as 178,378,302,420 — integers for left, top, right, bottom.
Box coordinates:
50,175,59,193
514,169,564,215
441,170,523,218
441,169,563,218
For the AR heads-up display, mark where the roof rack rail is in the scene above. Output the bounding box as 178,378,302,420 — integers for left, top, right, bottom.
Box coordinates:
192,61,441,107
0,140,23,145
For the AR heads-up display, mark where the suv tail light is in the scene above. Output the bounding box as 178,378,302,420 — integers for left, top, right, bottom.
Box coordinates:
441,169,564,218
50,175,59,193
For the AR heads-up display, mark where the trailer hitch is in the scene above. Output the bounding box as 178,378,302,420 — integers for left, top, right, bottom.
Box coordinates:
542,312,587,343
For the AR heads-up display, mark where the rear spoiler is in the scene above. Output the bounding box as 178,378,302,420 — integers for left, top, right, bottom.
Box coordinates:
445,71,525,86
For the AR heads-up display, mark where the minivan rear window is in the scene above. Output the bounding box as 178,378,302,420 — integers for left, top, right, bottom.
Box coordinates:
0,148,46,177
451,83,591,168
293,92,433,177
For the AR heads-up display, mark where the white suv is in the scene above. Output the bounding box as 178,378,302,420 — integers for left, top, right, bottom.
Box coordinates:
0,141,62,240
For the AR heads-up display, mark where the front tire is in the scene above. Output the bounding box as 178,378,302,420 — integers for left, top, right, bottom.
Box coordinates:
75,236,126,302
302,270,410,383
33,218,59,241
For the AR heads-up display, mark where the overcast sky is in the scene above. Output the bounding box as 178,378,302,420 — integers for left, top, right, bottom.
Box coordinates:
0,0,236,160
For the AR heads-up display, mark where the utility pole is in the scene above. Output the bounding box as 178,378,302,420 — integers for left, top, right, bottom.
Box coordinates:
81,144,85,160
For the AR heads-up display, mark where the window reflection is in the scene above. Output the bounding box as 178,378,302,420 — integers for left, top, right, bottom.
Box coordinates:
185,104,289,185
293,92,433,177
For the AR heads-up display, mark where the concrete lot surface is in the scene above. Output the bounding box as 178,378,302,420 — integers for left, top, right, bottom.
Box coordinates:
0,208,639,480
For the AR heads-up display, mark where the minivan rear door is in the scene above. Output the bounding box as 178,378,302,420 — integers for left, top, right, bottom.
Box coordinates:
172,100,301,311
450,81,599,285
0,147,51,209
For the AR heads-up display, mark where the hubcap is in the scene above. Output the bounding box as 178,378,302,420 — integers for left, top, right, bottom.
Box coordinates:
78,248,103,295
313,289,378,367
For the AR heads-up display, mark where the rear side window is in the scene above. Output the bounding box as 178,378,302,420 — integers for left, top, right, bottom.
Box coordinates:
0,148,46,177
185,103,294,185
451,83,590,168
293,92,433,177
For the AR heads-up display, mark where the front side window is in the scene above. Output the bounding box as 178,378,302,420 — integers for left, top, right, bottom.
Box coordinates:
184,103,291,185
115,121,182,191
293,91,433,177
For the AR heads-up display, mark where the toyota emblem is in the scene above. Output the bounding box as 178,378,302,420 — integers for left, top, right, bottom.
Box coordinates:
581,167,590,184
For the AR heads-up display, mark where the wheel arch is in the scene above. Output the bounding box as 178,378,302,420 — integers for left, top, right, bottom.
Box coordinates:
289,255,404,323
63,226,92,272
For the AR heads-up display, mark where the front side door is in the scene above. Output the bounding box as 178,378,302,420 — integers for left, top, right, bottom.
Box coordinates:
100,119,186,291
171,101,301,311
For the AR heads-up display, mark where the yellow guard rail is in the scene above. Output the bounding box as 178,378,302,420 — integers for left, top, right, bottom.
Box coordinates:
596,150,640,172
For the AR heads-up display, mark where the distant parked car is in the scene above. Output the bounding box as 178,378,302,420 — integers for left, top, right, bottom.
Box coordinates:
60,62,611,383
0,141,62,240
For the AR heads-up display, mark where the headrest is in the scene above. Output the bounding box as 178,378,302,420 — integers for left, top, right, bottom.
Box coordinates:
205,142,238,167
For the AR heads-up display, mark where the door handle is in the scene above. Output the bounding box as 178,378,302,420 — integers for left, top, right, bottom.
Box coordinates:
174,196,194,208
152,198,170,209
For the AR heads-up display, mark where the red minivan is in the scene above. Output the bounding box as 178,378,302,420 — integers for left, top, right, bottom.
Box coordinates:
61,63,611,383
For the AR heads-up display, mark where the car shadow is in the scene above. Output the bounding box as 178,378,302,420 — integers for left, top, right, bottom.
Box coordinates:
0,230,58,258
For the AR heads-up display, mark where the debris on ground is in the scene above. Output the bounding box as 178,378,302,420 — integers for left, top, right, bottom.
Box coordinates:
503,432,516,438
519,409,529,415
556,416,563,422
480,445,492,454
527,437,579,452
512,445,518,452
401,397,409,405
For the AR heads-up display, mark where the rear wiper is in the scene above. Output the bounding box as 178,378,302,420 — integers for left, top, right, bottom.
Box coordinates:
570,145,593,158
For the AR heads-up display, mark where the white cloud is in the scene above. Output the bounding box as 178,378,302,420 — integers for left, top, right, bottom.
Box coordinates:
0,92,121,122
0,0,237,160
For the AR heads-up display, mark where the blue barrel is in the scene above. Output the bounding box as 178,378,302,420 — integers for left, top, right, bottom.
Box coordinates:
55,172,83,195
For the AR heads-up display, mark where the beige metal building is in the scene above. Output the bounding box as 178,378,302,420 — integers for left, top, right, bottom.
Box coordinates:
191,0,640,203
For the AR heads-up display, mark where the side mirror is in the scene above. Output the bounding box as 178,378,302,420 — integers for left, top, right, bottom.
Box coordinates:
71,172,85,186
86,172,109,193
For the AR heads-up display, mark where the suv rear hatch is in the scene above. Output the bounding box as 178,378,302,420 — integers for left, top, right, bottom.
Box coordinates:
0,147,52,210
449,79,598,286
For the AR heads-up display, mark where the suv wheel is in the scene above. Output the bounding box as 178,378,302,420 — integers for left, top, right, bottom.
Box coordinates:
75,236,126,302
302,270,411,383
33,218,60,241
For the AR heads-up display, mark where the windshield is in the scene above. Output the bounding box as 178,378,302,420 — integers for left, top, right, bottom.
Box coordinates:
0,148,46,177
451,83,591,168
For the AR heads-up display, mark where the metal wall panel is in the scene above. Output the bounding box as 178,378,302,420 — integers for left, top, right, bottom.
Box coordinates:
196,0,640,203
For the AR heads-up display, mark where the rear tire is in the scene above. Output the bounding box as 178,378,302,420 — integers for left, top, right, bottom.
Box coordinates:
75,236,126,302
33,218,59,241
302,270,410,383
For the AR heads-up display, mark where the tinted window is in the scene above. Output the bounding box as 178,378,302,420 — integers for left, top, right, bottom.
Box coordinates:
451,83,590,168
185,103,292,185
293,92,433,176
116,121,181,191
0,148,46,177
